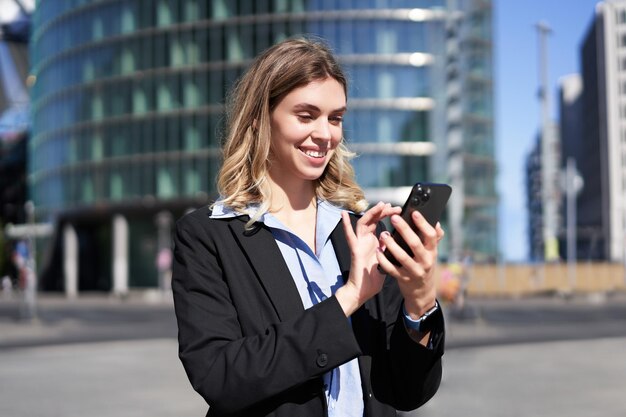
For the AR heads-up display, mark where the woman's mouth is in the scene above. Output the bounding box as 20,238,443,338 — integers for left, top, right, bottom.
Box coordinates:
300,148,327,158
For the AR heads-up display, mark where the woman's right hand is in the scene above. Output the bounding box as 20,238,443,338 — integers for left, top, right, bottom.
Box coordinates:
335,202,400,317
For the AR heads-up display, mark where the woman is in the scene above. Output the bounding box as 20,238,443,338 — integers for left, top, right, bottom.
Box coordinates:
172,38,445,417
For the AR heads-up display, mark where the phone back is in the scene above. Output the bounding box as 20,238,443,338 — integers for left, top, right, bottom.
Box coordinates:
385,182,452,265
401,182,452,228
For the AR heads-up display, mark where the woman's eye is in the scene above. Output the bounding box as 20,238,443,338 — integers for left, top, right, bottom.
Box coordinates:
330,116,343,124
297,114,313,121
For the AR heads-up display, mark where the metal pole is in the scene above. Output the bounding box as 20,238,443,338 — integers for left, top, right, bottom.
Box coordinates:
566,158,577,292
536,21,559,263
623,226,626,287
24,201,37,320
155,211,173,297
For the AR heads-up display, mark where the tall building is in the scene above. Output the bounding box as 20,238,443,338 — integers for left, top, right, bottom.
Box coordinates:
30,0,497,295
571,0,626,261
525,134,543,262
558,74,586,259
525,122,560,262
0,0,32,280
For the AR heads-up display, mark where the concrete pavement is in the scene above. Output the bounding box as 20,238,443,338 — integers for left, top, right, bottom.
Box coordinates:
412,336,626,417
1,291,626,416
0,339,206,417
2,336,625,417
3,290,626,349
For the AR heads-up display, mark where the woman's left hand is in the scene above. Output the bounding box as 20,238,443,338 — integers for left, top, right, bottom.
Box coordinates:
335,202,400,317
376,210,445,318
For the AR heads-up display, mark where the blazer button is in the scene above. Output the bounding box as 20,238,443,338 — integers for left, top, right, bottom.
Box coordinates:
316,353,329,367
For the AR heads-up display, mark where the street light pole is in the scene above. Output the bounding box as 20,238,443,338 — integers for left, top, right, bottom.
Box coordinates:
155,211,173,298
24,200,37,320
562,158,583,292
536,21,560,263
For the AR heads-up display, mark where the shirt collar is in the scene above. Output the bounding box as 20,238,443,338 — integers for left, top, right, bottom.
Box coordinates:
315,200,343,252
210,201,257,219
211,200,345,241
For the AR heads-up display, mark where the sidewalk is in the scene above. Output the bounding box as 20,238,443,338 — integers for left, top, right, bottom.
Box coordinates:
0,291,177,349
2,290,626,349
2,291,626,417
443,290,626,348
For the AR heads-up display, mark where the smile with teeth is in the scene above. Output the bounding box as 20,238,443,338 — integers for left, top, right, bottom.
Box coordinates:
300,148,327,158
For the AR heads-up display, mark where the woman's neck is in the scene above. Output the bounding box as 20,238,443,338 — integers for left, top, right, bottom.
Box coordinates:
267,175,317,213
267,178,318,251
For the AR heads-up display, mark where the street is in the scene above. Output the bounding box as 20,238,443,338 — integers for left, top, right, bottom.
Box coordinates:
1,292,626,416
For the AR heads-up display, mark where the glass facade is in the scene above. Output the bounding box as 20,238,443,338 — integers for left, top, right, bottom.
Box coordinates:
30,0,497,292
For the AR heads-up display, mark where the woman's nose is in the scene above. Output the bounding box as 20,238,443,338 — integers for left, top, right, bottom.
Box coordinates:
312,118,332,141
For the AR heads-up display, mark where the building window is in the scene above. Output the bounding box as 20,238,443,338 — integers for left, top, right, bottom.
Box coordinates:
82,175,94,203
170,34,185,67
183,75,199,108
110,172,124,200
157,165,178,198
184,165,200,196
184,120,200,150
91,91,104,120
121,4,136,34
377,28,398,54
377,71,394,99
213,0,232,20
183,0,201,22
157,0,174,27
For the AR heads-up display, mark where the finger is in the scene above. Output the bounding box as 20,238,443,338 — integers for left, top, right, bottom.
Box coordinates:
435,222,445,242
375,238,401,276
355,202,390,236
389,213,423,256
380,204,401,218
379,225,413,267
410,211,438,250
358,201,384,225
377,230,390,252
341,211,357,245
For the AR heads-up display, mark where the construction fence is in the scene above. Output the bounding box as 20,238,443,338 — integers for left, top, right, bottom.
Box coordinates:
436,262,626,298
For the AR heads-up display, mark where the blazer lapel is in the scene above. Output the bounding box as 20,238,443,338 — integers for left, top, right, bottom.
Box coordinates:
229,218,304,321
330,214,374,383
330,213,356,282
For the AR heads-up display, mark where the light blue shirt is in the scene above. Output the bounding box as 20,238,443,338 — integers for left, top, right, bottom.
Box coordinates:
211,200,364,417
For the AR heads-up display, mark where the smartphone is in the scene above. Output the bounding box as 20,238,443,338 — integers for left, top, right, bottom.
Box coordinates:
384,182,452,265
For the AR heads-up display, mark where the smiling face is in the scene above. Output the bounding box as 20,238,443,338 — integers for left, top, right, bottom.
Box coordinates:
268,77,346,191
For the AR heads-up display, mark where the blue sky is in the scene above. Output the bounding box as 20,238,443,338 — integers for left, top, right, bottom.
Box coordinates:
495,0,600,261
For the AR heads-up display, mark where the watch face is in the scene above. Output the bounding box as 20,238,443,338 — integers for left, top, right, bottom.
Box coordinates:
404,302,440,333
418,303,441,333
418,310,437,333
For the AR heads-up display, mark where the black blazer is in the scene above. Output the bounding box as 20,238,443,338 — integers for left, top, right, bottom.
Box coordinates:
172,206,444,417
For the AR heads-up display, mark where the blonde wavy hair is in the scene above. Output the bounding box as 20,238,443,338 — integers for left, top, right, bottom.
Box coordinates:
216,37,368,225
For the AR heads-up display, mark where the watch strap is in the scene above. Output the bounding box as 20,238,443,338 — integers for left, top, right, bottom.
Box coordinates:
402,301,439,333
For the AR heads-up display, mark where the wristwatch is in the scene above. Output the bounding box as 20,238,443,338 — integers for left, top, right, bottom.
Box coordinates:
403,301,439,333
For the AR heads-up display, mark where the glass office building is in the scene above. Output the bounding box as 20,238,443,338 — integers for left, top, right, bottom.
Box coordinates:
30,0,497,293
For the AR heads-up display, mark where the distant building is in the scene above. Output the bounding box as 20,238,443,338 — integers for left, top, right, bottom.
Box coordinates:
0,0,31,279
525,122,560,262
558,74,590,260
572,0,626,261
0,36,29,226
30,1,497,295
